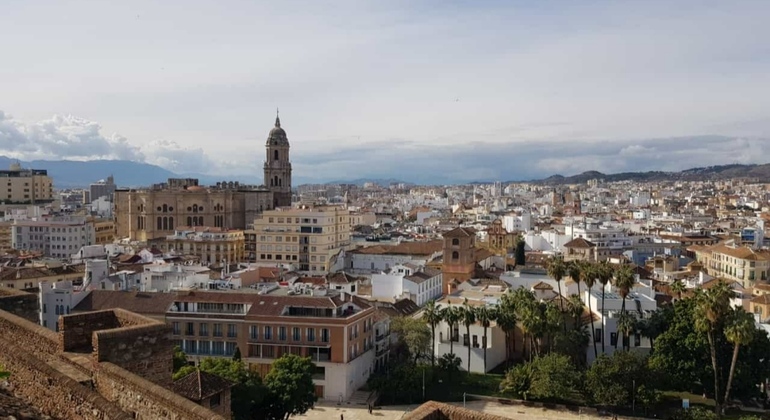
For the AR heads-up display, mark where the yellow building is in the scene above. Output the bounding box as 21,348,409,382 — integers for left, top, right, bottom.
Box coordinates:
251,205,351,272
692,242,770,288
92,218,116,245
0,163,54,204
150,226,245,266
0,222,11,253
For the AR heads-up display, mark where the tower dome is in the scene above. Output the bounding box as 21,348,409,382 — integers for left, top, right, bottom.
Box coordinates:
266,114,289,146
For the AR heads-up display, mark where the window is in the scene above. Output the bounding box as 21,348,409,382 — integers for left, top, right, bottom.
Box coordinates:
307,328,315,342
463,334,469,347
213,323,223,337
293,327,301,341
249,325,259,340
185,322,194,335
210,393,221,408
225,342,237,356
264,345,275,358
321,328,330,343
472,335,479,348
227,323,237,338
212,341,224,355
199,323,208,336
594,328,602,343
452,238,459,246
610,332,618,347
279,326,287,340
199,340,210,355
451,251,459,260
172,322,180,335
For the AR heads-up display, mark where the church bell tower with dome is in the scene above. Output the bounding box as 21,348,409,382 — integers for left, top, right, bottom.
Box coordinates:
264,111,293,208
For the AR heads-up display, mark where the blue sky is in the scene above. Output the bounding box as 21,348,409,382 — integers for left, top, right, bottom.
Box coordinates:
1,0,769,183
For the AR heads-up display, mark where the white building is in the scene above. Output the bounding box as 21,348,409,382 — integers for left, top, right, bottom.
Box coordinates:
371,264,442,306
12,216,96,259
39,259,109,331
140,262,223,292
502,210,532,233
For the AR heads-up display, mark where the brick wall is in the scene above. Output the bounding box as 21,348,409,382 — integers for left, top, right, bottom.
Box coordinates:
0,334,131,420
94,321,173,387
0,287,39,324
60,310,121,352
95,362,226,420
0,309,58,357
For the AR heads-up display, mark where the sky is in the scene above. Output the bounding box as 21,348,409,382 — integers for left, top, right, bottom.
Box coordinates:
2,0,770,184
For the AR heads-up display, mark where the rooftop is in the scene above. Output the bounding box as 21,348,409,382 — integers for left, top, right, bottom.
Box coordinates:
172,370,235,402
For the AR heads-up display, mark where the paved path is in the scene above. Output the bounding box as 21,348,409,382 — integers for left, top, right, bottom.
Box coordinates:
294,400,636,420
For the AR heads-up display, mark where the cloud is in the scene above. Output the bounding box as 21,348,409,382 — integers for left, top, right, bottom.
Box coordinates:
0,111,144,161
139,139,219,174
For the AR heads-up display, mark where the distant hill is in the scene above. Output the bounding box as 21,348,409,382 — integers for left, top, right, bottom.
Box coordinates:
321,178,412,187
526,163,770,185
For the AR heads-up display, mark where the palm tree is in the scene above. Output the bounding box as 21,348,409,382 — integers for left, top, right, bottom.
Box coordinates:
670,278,686,303
460,299,477,372
512,287,537,360
568,294,584,330
597,261,613,353
496,293,518,366
567,260,583,298
475,305,495,374
723,307,756,405
441,305,462,356
547,255,568,332
637,309,666,352
694,281,735,415
422,300,442,367
614,265,636,317
616,311,636,351
581,262,599,359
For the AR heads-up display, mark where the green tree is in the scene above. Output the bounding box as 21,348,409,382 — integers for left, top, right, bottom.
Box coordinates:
421,300,442,366
0,364,9,380
512,287,539,360
552,327,589,367
263,354,317,420
460,299,477,372
567,260,583,298
497,291,518,366
568,293,584,330
514,237,526,266
391,316,431,363
723,307,756,404
500,353,580,401
441,305,462,356
585,351,656,410
616,311,636,351
668,407,718,420
637,308,668,352
173,345,188,373
233,346,242,361
613,264,636,322
546,255,568,329
670,278,686,302
475,304,496,373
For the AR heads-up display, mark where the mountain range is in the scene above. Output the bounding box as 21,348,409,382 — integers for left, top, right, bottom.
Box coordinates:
3,155,770,188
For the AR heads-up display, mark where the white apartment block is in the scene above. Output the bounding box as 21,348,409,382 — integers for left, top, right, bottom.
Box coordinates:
371,263,442,306
12,216,96,259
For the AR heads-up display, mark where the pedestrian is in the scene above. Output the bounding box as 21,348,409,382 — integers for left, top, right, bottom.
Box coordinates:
340,415,344,420
368,403,373,414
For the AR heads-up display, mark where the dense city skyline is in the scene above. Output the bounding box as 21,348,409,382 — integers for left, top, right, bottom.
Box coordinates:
2,0,770,183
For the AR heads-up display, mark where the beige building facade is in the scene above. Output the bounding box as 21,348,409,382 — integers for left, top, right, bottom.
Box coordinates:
114,114,294,242
693,242,770,288
0,163,54,204
251,205,352,273
149,226,245,266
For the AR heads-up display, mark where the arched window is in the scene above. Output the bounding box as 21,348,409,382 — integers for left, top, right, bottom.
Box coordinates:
187,216,192,226
157,217,163,230
162,217,168,230
451,251,459,260
452,238,460,246
55,305,60,315
270,178,273,187
198,216,204,226
169,217,174,230
274,150,279,161
162,204,168,212
278,178,282,187
274,176,279,187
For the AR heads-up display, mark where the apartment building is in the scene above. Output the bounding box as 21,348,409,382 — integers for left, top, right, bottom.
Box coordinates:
0,162,54,204
73,288,376,401
691,242,770,288
149,226,245,265
251,205,351,273
93,218,116,245
11,216,96,259
0,221,11,252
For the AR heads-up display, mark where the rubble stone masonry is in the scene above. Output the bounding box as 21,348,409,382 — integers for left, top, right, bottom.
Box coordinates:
0,286,40,324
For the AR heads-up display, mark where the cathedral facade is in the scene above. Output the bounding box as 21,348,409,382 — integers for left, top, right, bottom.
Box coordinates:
115,114,293,241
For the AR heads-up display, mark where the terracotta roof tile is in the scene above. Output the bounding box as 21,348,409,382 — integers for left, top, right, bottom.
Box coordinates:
172,370,235,401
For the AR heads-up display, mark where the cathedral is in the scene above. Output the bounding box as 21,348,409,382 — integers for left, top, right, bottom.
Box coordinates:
114,114,294,241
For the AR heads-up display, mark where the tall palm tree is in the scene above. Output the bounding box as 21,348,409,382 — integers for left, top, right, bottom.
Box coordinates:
460,299,477,372
547,255,568,332
568,294,585,330
422,300,442,367
512,287,537,360
694,281,735,415
597,261,613,353
637,309,666,352
581,262,599,359
723,307,756,405
567,260,583,298
441,305,462,356
670,278,686,303
616,311,636,351
496,293,518,366
475,305,495,374
614,265,636,317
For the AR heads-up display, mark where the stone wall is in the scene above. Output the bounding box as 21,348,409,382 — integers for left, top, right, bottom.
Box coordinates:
95,362,226,420
0,333,130,420
0,287,39,324
0,309,58,358
60,310,121,352
93,321,173,387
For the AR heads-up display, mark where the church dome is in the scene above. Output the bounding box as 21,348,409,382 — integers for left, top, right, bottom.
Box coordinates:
267,115,289,146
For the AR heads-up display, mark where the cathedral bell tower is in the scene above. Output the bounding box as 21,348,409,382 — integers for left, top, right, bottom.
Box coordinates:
264,111,292,208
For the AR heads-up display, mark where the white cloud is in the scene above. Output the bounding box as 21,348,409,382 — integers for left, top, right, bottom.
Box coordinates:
139,139,219,174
